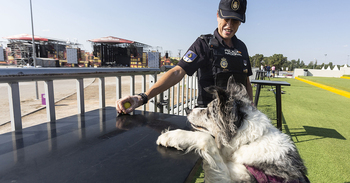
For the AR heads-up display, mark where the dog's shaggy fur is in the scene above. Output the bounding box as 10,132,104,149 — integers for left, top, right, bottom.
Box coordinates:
156,77,308,183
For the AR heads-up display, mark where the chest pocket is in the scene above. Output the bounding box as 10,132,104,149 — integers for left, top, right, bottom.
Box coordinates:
212,47,248,88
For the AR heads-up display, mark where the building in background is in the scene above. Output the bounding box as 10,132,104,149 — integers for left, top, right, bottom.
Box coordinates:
147,51,160,68
1,34,168,68
160,56,172,67
88,36,151,68
0,46,5,62
2,34,84,67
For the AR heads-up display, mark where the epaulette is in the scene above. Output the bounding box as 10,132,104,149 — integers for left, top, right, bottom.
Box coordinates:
199,34,219,49
199,34,213,40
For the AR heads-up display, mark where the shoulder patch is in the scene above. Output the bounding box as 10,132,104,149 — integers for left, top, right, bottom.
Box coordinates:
183,50,198,63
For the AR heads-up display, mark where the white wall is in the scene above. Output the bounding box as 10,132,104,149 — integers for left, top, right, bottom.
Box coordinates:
293,66,350,78
340,66,350,75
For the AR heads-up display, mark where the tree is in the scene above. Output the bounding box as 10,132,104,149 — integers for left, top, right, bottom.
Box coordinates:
324,62,333,70
314,60,318,69
282,60,291,71
295,59,305,68
171,58,179,65
307,61,314,69
328,62,334,69
265,54,287,70
289,59,297,71
319,63,325,69
249,54,264,68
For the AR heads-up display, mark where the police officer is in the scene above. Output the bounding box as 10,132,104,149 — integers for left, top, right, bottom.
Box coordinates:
116,0,253,114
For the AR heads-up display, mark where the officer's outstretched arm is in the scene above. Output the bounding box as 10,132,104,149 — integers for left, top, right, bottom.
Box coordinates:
116,66,186,114
146,65,187,100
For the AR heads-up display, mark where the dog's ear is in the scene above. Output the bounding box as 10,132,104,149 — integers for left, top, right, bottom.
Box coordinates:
226,79,248,101
204,86,227,106
226,76,236,89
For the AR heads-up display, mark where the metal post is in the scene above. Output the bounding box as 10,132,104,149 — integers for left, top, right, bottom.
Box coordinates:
181,78,185,116
171,85,174,114
276,85,282,131
30,0,36,67
176,82,180,115
116,76,121,100
142,75,146,111
99,77,105,108
76,78,85,114
189,76,193,108
30,0,39,100
44,80,56,122
130,75,135,96
148,73,157,112
186,75,189,109
8,82,22,131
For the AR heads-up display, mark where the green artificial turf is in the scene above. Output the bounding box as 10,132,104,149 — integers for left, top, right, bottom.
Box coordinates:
271,77,350,182
298,76,350,93
191,77,350,182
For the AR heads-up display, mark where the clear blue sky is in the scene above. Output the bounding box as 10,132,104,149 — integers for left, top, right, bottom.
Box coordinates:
1,0,350,66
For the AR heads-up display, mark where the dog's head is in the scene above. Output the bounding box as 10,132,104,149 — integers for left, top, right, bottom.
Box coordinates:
187,76,251,148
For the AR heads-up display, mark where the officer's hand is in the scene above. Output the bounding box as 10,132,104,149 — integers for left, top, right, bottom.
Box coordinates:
116,95,142,114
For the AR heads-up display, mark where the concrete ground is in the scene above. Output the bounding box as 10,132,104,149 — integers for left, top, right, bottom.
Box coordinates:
0,74,162,134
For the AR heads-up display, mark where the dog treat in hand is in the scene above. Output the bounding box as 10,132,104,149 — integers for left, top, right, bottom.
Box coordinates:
123,102,131,109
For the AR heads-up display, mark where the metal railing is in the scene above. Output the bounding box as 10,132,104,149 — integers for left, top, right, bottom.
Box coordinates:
0,66,198,131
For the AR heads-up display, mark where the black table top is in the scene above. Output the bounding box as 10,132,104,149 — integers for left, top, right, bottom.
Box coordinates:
0,108,199,183
251,80,291,86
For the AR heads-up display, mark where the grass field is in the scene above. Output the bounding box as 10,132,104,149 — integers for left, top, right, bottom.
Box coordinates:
298,76,350,93
191,76,350,183
272,77,350,182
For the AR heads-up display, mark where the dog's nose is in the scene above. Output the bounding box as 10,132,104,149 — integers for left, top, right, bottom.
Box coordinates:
185,107,192,115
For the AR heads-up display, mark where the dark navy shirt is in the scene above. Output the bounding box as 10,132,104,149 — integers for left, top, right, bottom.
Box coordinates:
178,29,252,106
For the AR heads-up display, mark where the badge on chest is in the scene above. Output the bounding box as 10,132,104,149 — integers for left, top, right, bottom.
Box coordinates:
220,57,231,72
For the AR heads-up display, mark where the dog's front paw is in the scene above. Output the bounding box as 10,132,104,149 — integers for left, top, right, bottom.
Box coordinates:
156,129,190,151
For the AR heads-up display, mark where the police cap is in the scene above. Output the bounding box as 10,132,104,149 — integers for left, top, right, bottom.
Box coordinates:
218,0,247,23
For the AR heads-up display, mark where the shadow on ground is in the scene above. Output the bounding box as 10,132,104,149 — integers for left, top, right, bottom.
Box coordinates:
282,114,346,143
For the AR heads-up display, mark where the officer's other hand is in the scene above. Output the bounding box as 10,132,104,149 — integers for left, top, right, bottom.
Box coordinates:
116,95,142,114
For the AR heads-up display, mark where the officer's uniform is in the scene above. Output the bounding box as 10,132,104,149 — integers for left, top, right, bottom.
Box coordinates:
178,28,252,107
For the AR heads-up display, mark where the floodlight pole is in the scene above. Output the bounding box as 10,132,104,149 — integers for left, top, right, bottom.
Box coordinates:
30,0,36,67
30,0,39,100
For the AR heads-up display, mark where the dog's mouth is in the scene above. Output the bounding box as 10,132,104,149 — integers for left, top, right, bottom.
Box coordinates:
190,123,209,132
190,123,215,139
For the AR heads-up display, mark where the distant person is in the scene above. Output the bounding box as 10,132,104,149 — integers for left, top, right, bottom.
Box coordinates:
116,0,253,114
272,65,276,78
266,65,271,78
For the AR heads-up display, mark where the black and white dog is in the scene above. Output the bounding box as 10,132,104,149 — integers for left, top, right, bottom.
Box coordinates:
157,77,309,183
